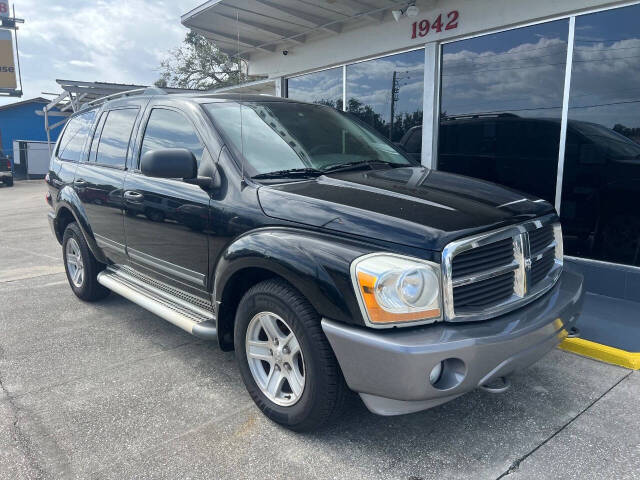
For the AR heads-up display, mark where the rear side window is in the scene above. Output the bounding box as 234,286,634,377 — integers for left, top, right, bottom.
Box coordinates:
139,108,204,167
94,108,139,168
403,128,422,154
57,110,96,162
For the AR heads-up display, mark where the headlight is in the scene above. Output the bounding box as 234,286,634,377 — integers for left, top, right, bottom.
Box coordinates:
351,253,442,327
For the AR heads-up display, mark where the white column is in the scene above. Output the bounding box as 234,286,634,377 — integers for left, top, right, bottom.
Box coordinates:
555,16,576,215
422,42,440,169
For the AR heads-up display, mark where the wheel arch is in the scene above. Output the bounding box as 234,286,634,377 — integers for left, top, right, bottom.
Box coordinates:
213,228,370,351
53,186,108,263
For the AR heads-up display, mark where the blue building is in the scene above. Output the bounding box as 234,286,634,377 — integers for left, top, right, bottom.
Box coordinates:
0,97,62,166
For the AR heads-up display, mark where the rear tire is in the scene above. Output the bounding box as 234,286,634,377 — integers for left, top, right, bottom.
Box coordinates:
62,222,110,302
3,177,13,187
234,279,348,431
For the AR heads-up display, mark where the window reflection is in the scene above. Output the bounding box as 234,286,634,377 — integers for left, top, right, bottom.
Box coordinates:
95,108,138,168
58,110,95,162
287,67,343,110
438,20,569,204
346,49,424,145
561,4,640,266
140,109,204,167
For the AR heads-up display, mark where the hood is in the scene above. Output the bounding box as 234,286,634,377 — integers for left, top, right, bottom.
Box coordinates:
257,167,556,251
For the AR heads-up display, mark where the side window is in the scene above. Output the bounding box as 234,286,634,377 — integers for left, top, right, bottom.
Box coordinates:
404,129,422,154
57,110,96,162
94,108,139,168
87,112,107,163
140,108,204,168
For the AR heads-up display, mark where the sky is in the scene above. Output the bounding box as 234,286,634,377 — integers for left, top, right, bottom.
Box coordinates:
0,0,201,106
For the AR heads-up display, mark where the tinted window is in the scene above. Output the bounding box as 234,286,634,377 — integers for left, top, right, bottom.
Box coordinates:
87,112,107,163
346,49,424,144
561,4,640,266
94,108,138,168
140,109,204,167
438,20,569,203
57,110,96,162
205,102,412,176
287,67,343,110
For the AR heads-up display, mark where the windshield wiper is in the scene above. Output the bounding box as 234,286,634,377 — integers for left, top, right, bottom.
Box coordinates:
251,167,322,179
321,159,404,174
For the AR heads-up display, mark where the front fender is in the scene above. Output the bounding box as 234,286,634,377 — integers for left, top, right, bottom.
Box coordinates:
55,186,108,264
214,228,376,326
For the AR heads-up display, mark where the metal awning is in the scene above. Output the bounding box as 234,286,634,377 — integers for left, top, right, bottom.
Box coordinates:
181,0,406,58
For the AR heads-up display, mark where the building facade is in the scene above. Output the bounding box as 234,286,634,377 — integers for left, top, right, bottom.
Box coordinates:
183,0,640,349
0,97,62,167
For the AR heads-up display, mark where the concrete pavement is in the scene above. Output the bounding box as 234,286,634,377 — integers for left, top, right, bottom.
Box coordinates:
0,180,637,479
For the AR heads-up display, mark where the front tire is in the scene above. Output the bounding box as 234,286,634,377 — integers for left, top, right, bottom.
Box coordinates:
62,222,110,301
234,279,348,431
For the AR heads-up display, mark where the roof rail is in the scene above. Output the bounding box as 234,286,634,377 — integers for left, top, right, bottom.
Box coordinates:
83,87,147,109
442,112,520,121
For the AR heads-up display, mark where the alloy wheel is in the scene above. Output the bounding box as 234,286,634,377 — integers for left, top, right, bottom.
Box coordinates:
245,311,306,406
66,237,85,288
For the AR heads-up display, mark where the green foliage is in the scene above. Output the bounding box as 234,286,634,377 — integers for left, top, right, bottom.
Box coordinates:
156,32,255,90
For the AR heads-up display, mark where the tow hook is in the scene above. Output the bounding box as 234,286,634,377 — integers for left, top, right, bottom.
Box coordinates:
480,376,511,394
567,326,580,338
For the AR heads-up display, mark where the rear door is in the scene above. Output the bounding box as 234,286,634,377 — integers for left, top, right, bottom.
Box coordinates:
74,99,145,264
123,102,214,295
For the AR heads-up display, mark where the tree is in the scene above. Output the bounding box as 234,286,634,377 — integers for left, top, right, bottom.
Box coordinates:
156,32,255,90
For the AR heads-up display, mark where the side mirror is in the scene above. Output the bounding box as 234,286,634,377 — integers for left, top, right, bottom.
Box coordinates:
140,148,197,179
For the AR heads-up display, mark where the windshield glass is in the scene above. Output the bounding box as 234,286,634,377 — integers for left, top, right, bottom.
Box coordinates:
203,101,415,176
571,121,640,159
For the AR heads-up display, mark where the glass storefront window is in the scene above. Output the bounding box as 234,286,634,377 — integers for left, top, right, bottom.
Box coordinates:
561,3,640,266
438,20,569,204
346,49,424,149
286,67,343,110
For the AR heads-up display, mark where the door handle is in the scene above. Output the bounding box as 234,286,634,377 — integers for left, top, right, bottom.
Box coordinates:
124,190,144,201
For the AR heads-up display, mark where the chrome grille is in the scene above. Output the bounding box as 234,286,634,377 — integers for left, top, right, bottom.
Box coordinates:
442,214,563,322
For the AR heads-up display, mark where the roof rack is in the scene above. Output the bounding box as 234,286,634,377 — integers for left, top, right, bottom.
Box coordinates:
37,80,202,154
442,112,520,121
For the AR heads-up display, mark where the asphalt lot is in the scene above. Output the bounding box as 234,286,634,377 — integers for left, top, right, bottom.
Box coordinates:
1,180,638,480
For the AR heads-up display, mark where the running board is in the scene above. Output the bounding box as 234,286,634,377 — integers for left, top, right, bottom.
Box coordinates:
97,268,217,340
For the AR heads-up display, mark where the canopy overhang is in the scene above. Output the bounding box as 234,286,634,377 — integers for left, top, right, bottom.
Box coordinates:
181,0,408,59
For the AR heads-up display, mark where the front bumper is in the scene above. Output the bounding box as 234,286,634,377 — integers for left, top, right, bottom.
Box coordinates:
322,269,584,415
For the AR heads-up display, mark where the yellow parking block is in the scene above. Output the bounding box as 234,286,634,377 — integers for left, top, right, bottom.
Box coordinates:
559,337,640,370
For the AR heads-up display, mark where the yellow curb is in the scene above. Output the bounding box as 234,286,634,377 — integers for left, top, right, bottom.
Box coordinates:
559,337,640,370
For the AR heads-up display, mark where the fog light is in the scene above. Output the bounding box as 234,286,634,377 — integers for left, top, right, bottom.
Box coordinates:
429,362,443,385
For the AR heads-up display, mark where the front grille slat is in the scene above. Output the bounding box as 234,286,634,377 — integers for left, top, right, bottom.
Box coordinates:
445,217,562,322
454,272,515,308
531,251,555,286
529,225,554,254
452,238,514,278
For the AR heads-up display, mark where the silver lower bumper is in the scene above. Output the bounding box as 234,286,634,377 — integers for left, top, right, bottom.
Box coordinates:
322,269,584,416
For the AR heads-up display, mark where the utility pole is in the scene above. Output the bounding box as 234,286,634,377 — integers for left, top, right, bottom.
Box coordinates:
390,70,399,139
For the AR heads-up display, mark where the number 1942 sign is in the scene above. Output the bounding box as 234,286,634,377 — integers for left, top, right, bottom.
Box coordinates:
411,10,459,39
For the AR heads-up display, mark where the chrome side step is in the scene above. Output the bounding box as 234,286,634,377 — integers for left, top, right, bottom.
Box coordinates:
97,267,217,340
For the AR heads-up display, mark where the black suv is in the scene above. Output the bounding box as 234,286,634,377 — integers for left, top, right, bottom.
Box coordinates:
0,151,12,186
47,91,583,431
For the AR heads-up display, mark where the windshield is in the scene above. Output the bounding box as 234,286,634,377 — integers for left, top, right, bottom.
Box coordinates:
203,101,415,177
571,121,640,159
